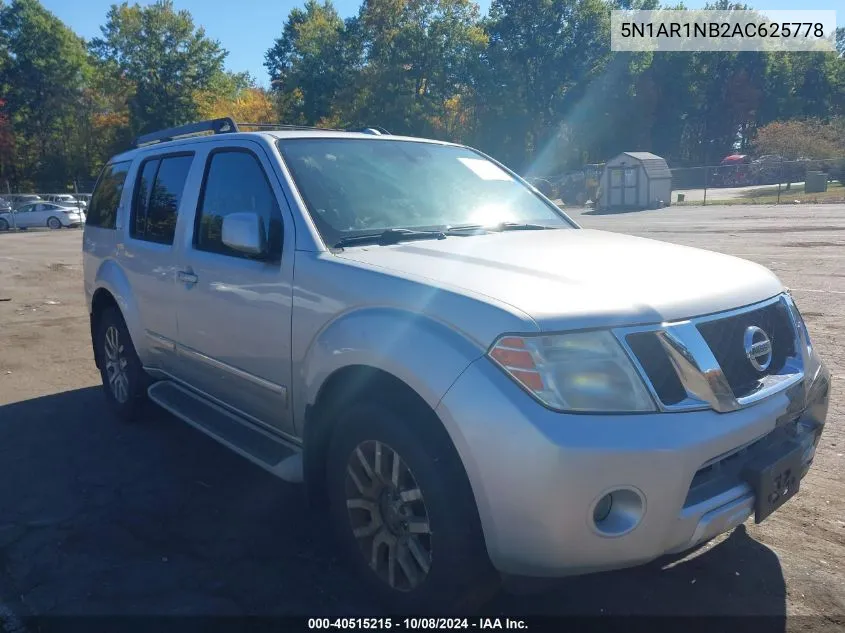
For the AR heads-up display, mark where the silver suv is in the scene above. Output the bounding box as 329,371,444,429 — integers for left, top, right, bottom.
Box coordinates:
83,118,830,612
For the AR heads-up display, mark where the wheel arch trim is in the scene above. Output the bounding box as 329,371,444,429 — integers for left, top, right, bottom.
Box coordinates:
296,306,485,438
90,260,143,360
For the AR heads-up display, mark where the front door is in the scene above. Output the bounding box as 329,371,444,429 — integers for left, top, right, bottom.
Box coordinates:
174,141,295,436
13,204,41,227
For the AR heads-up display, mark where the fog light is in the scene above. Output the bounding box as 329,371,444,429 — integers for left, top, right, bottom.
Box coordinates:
593,493,613,523
590,487,645,537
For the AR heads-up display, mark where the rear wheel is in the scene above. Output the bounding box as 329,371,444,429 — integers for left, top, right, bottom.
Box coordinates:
326,399,499,613
95,307,149,421
0,218,8,231
47,216,62,229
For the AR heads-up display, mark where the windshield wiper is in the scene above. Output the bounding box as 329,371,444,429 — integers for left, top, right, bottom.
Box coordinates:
443,223,488,234
496,222,550,231
445,222,551,234
333,227,446,249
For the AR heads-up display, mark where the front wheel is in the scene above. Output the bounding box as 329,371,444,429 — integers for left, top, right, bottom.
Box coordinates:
47,216,62,229
0,218,8,231
326,400,499,613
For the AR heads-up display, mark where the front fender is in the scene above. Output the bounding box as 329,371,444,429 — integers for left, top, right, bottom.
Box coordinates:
92,259,145,359
296,307,486,435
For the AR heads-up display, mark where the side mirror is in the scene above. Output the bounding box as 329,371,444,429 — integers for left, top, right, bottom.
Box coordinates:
222,212,266,256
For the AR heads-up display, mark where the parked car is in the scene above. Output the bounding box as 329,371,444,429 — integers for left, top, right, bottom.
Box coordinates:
555,163,604,205
0,202,84,230
712,154,753,187
8,194,42,209
524,176,556,199
83,118,830,612
750,155,812,186
44,193,87,209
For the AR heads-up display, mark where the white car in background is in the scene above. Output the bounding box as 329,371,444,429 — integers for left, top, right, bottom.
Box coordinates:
45,193,87,209
0,201,85,230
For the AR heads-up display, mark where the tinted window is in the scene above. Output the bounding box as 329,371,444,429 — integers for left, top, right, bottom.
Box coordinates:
88,161,131,229
131,154,193,245
132,159,159,238
194,150,282,260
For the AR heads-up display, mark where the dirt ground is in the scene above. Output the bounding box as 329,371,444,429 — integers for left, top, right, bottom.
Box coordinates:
0,205,843,627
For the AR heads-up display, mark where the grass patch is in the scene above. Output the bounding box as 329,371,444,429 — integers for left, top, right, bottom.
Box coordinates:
675,181,845,206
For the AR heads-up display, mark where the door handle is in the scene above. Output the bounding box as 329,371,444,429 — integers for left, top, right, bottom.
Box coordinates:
177,270,199,285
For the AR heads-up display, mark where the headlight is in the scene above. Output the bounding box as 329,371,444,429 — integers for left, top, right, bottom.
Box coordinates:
785,295,820,384
488,331,656,413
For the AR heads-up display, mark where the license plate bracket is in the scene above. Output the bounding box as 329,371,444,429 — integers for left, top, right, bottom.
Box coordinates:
742,440,804,523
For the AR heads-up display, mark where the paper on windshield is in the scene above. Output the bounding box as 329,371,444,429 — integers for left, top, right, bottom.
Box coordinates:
457,157,513,181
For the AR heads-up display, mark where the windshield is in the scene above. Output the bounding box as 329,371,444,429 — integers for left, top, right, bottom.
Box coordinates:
278,138,572,244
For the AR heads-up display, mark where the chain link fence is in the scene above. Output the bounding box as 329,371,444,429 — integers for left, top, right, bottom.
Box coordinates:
670,157,845,205
0,180,94,231
1,180,96,197
529,157,845,207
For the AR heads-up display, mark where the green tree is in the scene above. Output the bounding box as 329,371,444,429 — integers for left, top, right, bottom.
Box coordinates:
0,0,91,188
479,0,613,172
265,0,351,125
90,0,227,134
351,0,488,136
754,118,844,159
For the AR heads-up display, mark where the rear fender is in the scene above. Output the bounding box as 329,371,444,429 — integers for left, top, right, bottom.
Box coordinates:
91,259,145,362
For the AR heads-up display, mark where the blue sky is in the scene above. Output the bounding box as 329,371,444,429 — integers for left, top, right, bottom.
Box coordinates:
43,0,842,85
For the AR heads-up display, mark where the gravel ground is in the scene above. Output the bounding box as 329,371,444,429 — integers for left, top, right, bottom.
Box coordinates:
0,205,843,628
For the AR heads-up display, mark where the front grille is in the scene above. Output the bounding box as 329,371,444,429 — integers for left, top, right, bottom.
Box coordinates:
626,332,687,405
696,301,795,398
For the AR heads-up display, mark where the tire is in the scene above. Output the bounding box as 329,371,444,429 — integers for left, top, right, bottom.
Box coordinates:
95,306,149,422
0,218,8,231
47,216,62,229
326,399,500,614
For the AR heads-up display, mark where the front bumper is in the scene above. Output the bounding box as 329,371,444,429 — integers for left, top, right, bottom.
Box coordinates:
435,356,830,577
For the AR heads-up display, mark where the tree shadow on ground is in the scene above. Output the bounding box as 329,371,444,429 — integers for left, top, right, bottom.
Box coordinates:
0,388,785,623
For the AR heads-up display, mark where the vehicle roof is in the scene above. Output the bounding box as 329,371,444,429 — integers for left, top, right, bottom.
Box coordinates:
108,130,455,164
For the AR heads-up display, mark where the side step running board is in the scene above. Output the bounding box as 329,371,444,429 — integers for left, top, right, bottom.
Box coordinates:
147,381,303,483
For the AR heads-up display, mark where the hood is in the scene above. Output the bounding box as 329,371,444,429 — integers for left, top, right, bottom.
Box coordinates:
334,228,784,332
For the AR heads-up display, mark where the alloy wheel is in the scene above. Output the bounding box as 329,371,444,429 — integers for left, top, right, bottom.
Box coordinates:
104,325,129,403
344,440,433,592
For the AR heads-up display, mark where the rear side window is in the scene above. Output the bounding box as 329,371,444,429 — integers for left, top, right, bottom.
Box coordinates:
87,161,131,229
194,150,282,260
131,153,194,245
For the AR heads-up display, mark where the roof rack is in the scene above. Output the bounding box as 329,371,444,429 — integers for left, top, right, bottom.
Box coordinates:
134,118,392,148
237,122,343,132
239,122,392,135
135,117,238,147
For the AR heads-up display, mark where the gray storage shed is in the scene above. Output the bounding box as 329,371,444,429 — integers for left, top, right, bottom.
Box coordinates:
598,152,672,211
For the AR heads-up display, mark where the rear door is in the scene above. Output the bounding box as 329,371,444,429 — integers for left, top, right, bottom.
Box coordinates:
40,203,64,224
117,150,197,373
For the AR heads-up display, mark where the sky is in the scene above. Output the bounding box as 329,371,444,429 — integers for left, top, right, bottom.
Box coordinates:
42,0,843,85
